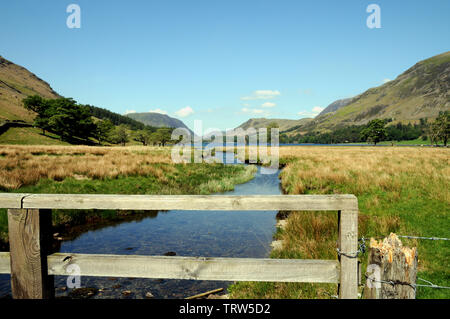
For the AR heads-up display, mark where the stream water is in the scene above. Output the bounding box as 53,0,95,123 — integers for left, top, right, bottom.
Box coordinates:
0,152,282,299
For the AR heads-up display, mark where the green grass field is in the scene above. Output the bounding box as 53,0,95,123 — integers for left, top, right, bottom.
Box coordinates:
0,127,70,145
229,146,449,299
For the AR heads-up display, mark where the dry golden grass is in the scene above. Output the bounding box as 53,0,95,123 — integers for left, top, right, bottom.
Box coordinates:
279,146,450,202
0,145,173,189
230,146,450,299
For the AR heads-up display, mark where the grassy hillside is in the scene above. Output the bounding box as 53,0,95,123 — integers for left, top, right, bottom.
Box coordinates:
0,56,59,123
0,127,70,145
0,57,167,145
301,51,450,132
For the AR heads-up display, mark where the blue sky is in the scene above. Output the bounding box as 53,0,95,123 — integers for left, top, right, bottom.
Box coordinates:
1,0,449,132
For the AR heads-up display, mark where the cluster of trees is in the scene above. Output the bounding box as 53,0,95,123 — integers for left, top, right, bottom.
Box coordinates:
23,95,176,146
88,105,146,130
23,95,97,142
280,112,449,146
132,127,174,146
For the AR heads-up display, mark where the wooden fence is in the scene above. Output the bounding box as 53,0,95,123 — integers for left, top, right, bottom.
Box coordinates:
0,194,359,299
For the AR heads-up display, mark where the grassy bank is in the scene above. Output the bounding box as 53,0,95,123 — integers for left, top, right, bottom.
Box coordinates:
0,127,71,146
229,146,449,299
0,145,257,246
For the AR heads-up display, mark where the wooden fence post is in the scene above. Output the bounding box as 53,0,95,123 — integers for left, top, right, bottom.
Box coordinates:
7,209,54,299
363,233,418,299
338,209,359,299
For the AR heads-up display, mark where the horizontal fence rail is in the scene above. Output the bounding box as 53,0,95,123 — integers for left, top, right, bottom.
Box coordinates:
0,193,359,299
0,194,358,211
0,253,340,283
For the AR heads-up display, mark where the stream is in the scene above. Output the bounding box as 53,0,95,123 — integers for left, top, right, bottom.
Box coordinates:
0,152,282,299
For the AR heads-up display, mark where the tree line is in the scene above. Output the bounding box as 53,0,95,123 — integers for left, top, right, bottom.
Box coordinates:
23,95,176,146
281,112,449,146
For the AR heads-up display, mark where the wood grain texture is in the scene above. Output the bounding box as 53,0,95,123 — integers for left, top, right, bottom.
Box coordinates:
0,193,30,209
338,209,359,299
7,209,54,299
47,253,340,283
363,234,418,299
3,193,359,211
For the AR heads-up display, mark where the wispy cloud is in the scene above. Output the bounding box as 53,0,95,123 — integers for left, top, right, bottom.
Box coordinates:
124,109,136,115
242,107,264,114
241,107,271,117
241,90,281,100
297,106,324,117
261,102,276,108
383,78,392,84
175,106,194,117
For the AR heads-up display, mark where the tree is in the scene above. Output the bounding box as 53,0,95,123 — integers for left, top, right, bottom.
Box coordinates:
23,95,52,135
95,119,114,144
133,129,152,146
428,111,449,146
150,128,173,146
23,95,96,141
46,98,96,141
109,125,129,146
360,119,387,145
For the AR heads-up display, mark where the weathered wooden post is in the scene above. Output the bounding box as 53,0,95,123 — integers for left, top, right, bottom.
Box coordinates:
7,209,54,299
337,208,359,299
363,233,418,299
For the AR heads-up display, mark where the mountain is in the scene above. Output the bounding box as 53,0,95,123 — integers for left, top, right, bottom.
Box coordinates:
0,56,60,123
0,56,162,145
236,118,313,132
303,51,450,132
317,96,358,117
126,112,193,133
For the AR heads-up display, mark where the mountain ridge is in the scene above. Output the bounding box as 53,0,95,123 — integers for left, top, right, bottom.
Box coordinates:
235,51,450,134
303,51,450,132
126,112,193,134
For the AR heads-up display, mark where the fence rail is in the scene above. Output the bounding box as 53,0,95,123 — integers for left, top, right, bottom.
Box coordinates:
0,193,359,299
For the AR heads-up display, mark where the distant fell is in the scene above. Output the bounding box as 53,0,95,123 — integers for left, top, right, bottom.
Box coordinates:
303,51,450,132
126,112,193,133
317,96,358,117
236,118,313,132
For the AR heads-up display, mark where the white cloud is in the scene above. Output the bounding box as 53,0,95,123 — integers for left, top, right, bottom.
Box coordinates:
298,106,324,117
149,108,168,115
312,106,324,114
124,110,136,115
175,106,194,118
241,90,281,100
261,102,276,108
383,78,392,84
242,107,268,115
